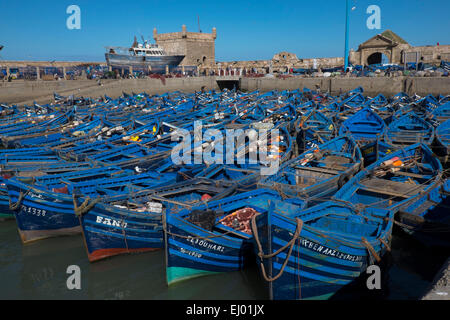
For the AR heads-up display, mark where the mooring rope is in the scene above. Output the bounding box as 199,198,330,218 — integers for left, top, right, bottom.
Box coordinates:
361,236,381,263
9,189,30,211
73,193,100,216
251,215,303,282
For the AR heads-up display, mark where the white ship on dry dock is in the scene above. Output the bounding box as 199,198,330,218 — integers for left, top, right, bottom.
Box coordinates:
105,36,184,73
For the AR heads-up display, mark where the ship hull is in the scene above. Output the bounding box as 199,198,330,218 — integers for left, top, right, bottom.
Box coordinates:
105,53,185,73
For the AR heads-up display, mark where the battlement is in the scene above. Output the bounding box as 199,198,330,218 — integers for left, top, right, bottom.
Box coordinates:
153,25,217,42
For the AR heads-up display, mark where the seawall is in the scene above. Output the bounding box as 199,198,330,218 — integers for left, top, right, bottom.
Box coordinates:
1,76,449,105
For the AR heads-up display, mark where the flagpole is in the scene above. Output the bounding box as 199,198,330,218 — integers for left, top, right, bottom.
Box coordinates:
344,0,350,71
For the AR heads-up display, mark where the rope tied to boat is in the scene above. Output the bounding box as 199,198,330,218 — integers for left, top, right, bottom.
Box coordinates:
251,215,303,282
9,189,30,211
73,194,100,216
379,238,391,252
361,237,381,263
120,217,130,253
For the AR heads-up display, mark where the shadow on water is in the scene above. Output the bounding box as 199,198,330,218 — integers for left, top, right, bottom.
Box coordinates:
330,229,450,300
0,218,448,300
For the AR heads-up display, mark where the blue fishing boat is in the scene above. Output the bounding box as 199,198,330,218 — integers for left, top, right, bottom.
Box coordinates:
298,110,336,151
78,178,234,261
432,101,450,123
251,200,393,300
334,143,447,246
385,113,435,146
6,169,174,243
360,140,398,167
0,161,93,220
0,179,13,220
259,135,362,205
435,119,450,164
6,177,82,243
339,108,386,143
164,189,305,285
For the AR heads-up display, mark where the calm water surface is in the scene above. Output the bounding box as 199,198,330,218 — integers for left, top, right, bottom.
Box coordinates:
0,219,448,300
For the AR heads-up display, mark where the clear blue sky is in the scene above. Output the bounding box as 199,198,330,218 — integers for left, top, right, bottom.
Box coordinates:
1,0,449,62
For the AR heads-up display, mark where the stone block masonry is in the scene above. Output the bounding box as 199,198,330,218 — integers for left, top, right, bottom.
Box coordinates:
153,25,216,67
1,77,449,106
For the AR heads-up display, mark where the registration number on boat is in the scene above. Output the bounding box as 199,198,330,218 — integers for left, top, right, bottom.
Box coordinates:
21,205,47,217
180,247,202,259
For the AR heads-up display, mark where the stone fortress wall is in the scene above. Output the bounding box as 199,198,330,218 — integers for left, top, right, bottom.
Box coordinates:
153,25,216,67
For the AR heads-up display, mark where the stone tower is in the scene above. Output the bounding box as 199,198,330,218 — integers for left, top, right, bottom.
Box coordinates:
153,25,216,67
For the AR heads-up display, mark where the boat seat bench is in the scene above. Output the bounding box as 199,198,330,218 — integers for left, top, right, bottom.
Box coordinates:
358,178,425,198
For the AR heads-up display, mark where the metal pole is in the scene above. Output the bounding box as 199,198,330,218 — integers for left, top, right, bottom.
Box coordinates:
344,0,350,72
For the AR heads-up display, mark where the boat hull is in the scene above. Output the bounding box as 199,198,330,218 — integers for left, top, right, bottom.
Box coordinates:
6,180,79,243
164,213,252,285
105,53,185,73
253,202,393,300
79,203,164,262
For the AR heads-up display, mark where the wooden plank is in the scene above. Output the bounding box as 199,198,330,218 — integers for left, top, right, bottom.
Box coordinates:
392,171,431,179
294,165,339,175
359,185,410,198
310,160,349,171
323,155,352,164
359,177,423,197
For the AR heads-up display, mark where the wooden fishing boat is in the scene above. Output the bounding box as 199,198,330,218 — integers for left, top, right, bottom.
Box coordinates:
251,200,393,300
298,109,336,151
0,179,14,220
334,143,448,246
385,113,435,146
164,189,305,285
259,135,362,206
5,169,174,243
0,161,94,220
360,140,398,167
435,119,450,164
432,101,450,123
78,178,235,262
339,108,386,144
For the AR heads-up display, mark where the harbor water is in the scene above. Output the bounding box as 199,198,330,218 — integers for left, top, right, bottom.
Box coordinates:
1,218,448,300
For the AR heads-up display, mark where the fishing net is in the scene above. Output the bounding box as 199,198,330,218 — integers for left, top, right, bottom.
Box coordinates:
219,207,260,235
187,209,221,231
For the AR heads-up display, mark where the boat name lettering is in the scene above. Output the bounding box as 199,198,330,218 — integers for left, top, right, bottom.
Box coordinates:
28,191,44,199
187,237,225,252
95,216,127,228
298,238,363,262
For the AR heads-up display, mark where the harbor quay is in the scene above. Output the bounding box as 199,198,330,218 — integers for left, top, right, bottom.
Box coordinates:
1,75,450,105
